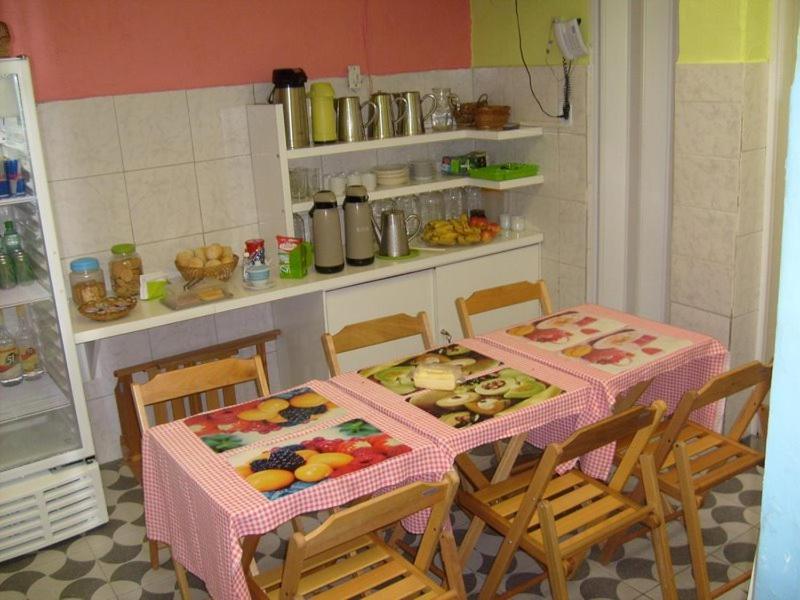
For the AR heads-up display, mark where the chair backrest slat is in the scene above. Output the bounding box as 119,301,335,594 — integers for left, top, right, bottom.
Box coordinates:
131,357,269,431
456,280,552,338
322,312,434,376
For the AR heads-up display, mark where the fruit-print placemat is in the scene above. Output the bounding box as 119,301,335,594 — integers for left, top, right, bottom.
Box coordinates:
142,379,451,600
183,386,348,453
333,339,611,476
482,304,729,431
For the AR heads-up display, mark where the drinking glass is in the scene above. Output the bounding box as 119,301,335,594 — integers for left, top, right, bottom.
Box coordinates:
419,192,444,226
289,167,308,201
443,188,465,220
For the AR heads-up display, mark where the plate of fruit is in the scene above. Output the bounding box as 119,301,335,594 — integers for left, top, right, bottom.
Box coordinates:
229,419,412,500
421,214,500,247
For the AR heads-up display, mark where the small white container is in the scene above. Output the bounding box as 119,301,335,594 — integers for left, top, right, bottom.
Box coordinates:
362,172,377,191
511,215,525,231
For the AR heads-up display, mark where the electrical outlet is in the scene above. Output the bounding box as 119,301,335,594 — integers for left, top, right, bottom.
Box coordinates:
347,65,362,90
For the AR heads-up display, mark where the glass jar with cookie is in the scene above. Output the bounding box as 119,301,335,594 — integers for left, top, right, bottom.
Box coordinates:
109,243,143,298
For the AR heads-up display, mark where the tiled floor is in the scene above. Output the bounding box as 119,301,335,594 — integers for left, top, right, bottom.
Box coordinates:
0,452,761,600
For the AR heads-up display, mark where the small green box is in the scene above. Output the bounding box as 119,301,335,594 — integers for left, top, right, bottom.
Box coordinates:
277,236,312,279
468,162,539,181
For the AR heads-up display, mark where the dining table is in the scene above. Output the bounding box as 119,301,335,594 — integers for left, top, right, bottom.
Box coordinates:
141,303,730,600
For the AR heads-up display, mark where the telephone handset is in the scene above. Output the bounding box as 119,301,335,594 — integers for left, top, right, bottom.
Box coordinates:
553,18,589,61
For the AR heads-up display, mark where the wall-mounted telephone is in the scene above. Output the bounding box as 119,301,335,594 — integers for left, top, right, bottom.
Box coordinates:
553,18,589,61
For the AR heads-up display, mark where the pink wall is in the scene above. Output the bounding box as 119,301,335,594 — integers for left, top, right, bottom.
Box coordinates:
0,0,471,102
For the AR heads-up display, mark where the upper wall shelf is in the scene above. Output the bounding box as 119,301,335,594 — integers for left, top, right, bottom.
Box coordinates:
285,126,544,159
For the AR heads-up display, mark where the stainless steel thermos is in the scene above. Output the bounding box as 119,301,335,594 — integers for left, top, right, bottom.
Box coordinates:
269,68,310,149
309,191,344,273
343,185,374,266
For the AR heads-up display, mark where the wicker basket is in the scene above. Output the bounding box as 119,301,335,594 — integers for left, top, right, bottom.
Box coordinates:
78,297,137,321
475,105,511,130
454,93,489,128
175,254,239,282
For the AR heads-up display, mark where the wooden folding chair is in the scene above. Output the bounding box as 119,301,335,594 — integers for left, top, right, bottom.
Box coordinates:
600,360,772,599
132,356,270,598
241,471,466,599
457,401,677,600
321,311,434,376
455,279,553,339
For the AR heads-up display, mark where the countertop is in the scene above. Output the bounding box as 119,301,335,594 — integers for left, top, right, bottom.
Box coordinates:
70,230,543,344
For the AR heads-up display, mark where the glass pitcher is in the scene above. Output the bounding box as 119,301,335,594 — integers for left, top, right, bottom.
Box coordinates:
430,88,460,131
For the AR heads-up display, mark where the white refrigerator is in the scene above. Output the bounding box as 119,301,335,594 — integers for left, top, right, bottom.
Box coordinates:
0,57,107,561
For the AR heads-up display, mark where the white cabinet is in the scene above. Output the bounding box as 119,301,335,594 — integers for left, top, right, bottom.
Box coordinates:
324,270,435,373
434,244,542,342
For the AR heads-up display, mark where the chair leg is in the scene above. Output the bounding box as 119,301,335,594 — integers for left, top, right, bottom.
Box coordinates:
440,528,468,599
539,501,569,600
148,537,160,570
640,454,677,600
675,442,711,600
172,556,191,600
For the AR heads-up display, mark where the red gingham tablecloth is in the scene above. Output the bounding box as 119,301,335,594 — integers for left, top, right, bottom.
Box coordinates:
142,380,451,600
481,304,730,430
332,339,617,478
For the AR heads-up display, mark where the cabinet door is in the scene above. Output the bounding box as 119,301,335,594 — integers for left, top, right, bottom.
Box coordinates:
324,270,436,374
435,244,541,342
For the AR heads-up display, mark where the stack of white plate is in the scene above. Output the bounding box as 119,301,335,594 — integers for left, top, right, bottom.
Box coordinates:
375,164,410,187
409,160,436,181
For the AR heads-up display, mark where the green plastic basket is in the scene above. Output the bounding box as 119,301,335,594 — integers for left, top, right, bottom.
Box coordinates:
468,162,539,181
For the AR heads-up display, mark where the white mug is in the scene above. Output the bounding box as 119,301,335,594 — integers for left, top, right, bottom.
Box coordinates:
347,172,363,186
330,175,347,196
362,172,377,191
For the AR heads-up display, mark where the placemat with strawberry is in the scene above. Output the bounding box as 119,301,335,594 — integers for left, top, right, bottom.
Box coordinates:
504,309,626,351
183,386,347,453
559,328,693,374
227,419,412,500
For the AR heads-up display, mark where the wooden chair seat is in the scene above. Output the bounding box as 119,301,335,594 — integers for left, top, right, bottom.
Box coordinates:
457,402,677,600
250,532,456,600
601,361,772,600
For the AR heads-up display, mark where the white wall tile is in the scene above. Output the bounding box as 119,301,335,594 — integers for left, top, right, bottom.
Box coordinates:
541,257,560,310
81,331,152,401
204,223,260,255
733,232,763,316
527,195,558,260
135,233,205,275
37,97,122,180
675,64,744,103
187,84,255,161
669,302,731,346
126,164,202,244
671,254,733,315
674,101,742,159
50,174,132,258
213,304,276,343
558,199,586,267
730,310,758,366
147,315,218,359
558,263,586,308
557,132,587,202
671,205,737,265
742,63,768,151
196,156,258,230
115,91,193,170
738,149,765,234
85,393,123,464
673,154,739,213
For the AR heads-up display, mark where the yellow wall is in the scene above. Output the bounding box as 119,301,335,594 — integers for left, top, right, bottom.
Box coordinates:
679,0,771,63
471,0,590,67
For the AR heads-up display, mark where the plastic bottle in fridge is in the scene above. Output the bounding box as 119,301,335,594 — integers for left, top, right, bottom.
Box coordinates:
14,305,43,380
0,309,22,387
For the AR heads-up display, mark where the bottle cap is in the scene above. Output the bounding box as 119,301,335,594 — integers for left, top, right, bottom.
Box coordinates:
70,257,100,272
111,243,136,255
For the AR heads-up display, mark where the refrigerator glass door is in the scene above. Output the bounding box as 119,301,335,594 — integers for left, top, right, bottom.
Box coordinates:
0,60,94,480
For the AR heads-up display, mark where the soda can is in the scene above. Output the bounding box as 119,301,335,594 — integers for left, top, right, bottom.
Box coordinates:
11,249,34,285
244,238,265,266
0,254,16,289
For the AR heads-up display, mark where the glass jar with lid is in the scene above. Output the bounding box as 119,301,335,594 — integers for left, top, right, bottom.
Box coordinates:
109,243,143,298
69,257,107,306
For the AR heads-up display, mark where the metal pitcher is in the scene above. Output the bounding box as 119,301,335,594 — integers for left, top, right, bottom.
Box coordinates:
372,208,420,257
368,92,408,140
336,96,377,143
394,91,436,136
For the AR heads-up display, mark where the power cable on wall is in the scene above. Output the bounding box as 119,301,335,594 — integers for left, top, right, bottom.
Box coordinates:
513,0,572,120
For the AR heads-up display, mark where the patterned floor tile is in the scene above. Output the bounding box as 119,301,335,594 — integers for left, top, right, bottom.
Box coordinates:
0,458,762,600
